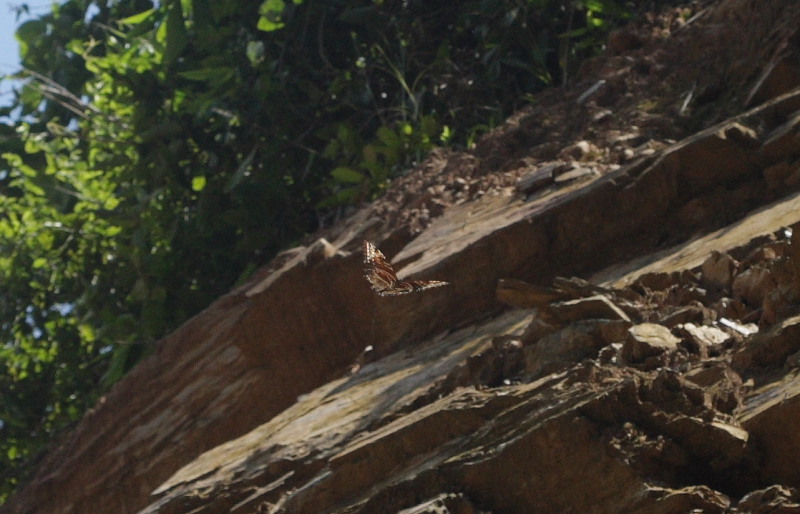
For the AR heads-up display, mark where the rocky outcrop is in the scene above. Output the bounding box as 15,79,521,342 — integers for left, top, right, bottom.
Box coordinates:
5,1,800,513
136,207,800,514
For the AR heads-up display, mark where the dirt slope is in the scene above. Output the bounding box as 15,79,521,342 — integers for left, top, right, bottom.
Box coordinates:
5,1,800,513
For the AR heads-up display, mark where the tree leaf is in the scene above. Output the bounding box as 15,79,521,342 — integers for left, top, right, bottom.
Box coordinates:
117,9,156,26
330,166,364,184
191,176,207,192
257,0,287,32
178,67,234,83
164,0,188,64
224,147,257,193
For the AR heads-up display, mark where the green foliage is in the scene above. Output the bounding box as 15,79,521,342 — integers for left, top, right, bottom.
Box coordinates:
0,0,670,502
320,116,444,206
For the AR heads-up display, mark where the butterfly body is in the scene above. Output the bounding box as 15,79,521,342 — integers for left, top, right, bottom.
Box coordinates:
362,240,450,296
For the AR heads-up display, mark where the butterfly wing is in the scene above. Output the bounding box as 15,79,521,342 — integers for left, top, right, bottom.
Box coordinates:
363,240,401,295
407,279,450,293
362,240,450,296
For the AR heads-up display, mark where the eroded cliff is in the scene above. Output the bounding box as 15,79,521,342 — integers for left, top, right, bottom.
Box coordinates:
6,1,800,513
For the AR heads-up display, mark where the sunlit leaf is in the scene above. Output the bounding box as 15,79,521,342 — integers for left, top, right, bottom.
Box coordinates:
257,0,287,32
117,9,156,26
191,175,207,192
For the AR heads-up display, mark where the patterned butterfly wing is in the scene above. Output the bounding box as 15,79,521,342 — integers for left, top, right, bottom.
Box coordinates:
362,240,401,295
362,240,450,296
405,279,450,293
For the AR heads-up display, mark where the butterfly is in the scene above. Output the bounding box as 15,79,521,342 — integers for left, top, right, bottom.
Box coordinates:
362,240,450,296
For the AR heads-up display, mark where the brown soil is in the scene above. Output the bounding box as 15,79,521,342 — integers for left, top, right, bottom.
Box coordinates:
371,0,800,235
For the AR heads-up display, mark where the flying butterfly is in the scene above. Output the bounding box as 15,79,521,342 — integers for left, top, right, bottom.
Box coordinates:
362,240,450,296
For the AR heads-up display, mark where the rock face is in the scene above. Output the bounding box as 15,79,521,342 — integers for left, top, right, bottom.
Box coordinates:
6,1,800,513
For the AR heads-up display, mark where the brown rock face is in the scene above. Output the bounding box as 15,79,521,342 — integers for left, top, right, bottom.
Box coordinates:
621,323,681,366
7,1,800,513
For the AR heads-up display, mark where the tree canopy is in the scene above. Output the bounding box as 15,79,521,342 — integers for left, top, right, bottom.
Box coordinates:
0,0,668,501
